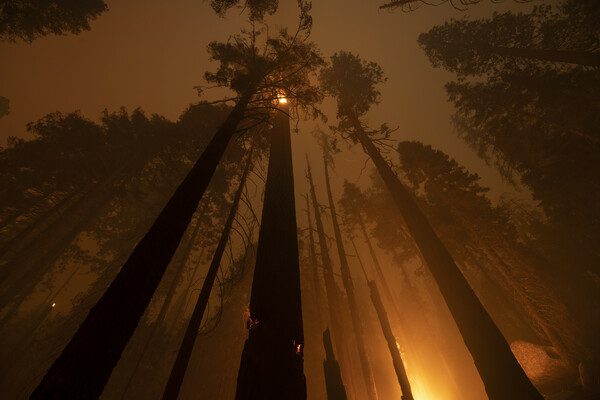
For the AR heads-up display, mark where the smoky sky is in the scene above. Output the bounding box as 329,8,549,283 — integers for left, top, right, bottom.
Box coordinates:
0,0,548,203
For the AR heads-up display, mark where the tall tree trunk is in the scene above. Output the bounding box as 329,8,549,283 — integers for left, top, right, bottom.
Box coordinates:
367,280,413,400
351,116,544,400
356,213,405,325
305,193,324,329
119,209,205,399
235,104,305,400
162,149,253,400
30,93,252,400
306,157,356,399
322,155,378,400
322,328,347,400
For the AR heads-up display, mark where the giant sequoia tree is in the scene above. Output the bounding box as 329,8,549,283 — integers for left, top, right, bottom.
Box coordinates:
320,51,543,400
235,100,306,399
419,2,600,378
30,5,323,395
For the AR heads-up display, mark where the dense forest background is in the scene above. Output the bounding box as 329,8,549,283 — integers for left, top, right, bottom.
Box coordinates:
0,0,598,399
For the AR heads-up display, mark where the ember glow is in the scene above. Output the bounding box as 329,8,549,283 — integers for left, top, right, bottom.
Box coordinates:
51,303,56,308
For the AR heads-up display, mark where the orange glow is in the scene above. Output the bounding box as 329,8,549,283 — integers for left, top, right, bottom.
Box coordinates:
51,302,56,308
278,96,287,104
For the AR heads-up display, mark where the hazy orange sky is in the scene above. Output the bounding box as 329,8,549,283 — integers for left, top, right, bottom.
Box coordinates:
0,0,546,202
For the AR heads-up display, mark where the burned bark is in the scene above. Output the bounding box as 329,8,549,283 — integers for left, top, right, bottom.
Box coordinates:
235,103,305,400
322,328,347,400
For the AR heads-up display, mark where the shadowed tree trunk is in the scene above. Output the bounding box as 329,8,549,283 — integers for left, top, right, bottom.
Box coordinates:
322,154,378,400
162,149,254,400
323,328,347,400
305,193,324,329
351,115,544,400
235,103,305,399
119,209,206,399
306,157,356,399
30,92,252,400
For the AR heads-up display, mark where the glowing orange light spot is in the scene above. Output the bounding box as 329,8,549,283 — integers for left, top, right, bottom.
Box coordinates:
278,97,287,104
51,303,56,308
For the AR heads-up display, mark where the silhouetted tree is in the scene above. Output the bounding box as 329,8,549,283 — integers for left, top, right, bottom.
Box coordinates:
210,0,278,21
318,132,378,400
320,51,543,400
235,102,305,399
0,0,108,42
30,5,323,398
163,148,254,400
418,2,600,74
305,157,355,399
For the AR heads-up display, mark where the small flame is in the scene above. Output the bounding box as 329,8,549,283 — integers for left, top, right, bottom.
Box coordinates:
51,302,56,308
293,340,302,355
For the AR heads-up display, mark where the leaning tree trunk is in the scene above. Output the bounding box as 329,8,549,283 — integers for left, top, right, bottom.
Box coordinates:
351,116,544,400
306,157,356,399
30,92,253,400
234,103,306,400
162,149,253,400
367,280,413,400
322,155,378,400
120,208,206,399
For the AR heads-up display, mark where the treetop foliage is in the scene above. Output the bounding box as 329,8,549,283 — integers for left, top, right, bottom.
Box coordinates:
0,0,108,43
319,51,386,120
210,0,279,21
380,0,534,13
418,2,600,78
202,1,324,124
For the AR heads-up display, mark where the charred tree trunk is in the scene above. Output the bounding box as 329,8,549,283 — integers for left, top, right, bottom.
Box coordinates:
235,104,305,400
351,116,543,400
162,149,254,400
306,157,355,399
120,208,206,399
305,193,324,329
30,93,252,400
322,156,378,400
356,213,405,324
323,328,347,400
367,280,413,400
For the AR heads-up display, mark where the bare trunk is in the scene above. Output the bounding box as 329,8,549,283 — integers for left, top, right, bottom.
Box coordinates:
323,156,378,400
120,209,206,399
322,328,347,400
30,92,252,400
305,193,324,329
235,104,305,399
162,148,254,400
306,157,356,399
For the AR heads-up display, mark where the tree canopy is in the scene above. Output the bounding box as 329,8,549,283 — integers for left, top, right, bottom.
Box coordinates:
0,0,108,42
